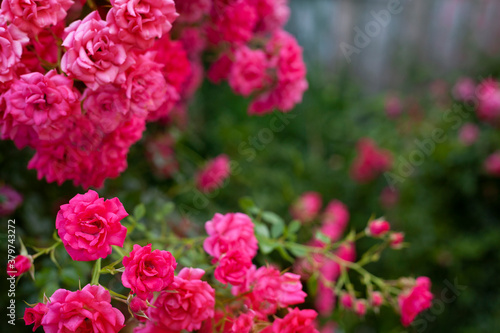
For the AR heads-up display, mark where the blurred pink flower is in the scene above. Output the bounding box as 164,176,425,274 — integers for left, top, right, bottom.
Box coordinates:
458,123,479,146
484,151,500,177
0,184,23,216
197,154,231,193
290,191,323,223
398,277,433,327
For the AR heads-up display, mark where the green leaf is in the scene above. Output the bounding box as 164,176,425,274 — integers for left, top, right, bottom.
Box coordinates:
307,273,318,297
288,220,301,234
238,197,255,212
90,258,101,285
277,246,294,263
271,222,285,239
315,231,331,245
287,243,308,257
262,211,284,225
134,204,146,220
254,222,270,239
258,237,277,254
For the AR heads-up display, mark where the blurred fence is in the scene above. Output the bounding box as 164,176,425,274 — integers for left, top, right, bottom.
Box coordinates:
287,0,500,92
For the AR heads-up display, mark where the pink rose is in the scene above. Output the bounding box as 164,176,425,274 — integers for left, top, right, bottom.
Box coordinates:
0,184,23,216
265,308,319,333
0,17,28,82
319,200,349,241
122,53,168,118
355,299,367,316
385,94,403,118
367,219,391,237
214,249,253,286
231,311,255,333
458,123,479,146
229,46,270,96
208,53,233,84
398,277,433,326
24,302,48,332
40,285,125,332
61,11,134,90
208,1,257,45
7,254,31,277
1,70,80,142
476,79,500,125
371,291,383,307
82,84,128,134
249,30,307,115
122,244,177,299
253,0,290,34
453,77,476,102
390,232,405,249
176,0,211,24
350,138,393,183
340,293,354,309
107,0,178,49
484,151,500,177
196,154,231,193
147,268,215,331
129,296,148,322
204,212,258,260
232,265,306,318
290,191,322,223
1,0,73,34
56,190,128,261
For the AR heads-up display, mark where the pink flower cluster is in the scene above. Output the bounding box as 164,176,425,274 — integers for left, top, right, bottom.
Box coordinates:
136,267,215,332
24,284,125,333
174,0,307,115
0,3,192,188
350,138,393,183
56,190,128,261
398,277,434,326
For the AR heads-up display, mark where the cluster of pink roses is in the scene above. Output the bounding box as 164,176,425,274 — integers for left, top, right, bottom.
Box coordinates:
202,212,314,331
1,0,306,188
176,0,308,115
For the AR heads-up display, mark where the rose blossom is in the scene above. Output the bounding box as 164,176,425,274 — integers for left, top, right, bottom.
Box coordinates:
229,46,270,96
253,0,290,34
7,254,31,277
146,268,215,332
476,79,500,125
390,232,405,249
350,138,393,183
1,0,73,34
208,0,257,45
107,0,178,49
56,190,128,261
290,191,322,223
398,276,433,326
231,311,255,333
0,184,23,215
355,299,367,316
453,77,476,102
261,308,319,333
0,17,28,83
232,265,306,318
122,53,168,117
484,151,500,177
1,70,81,143
82,84,129,133
122,244,177,299
319,199,349,241
129,296,149,322
214,249,252,285
367,219,391,237
175,0,211,24
24,302,48,332
371,291,384,307
458,123,479,146
208,53,233,84
204,212,258,260
40,284,125,332
61,11,134,90
340,293,354,309
196,154,231,193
